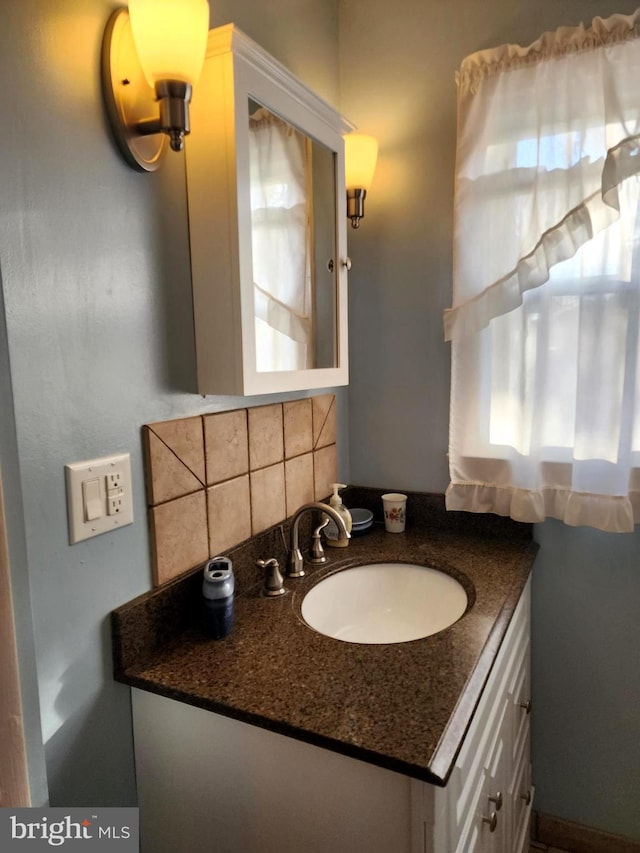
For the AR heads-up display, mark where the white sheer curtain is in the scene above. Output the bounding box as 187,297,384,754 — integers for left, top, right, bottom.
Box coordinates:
249,108,312,372
446,9,640,532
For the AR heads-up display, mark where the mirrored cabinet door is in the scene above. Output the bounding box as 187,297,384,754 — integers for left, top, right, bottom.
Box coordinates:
186,25,353,396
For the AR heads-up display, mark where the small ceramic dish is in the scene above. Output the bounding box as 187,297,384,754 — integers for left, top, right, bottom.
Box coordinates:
324,508,374,539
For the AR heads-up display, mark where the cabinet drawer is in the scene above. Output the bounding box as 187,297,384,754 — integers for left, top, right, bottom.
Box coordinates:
508,628,531,767
443,580,531,852
454,581,530,782
510,728,533,853
455,705,509,853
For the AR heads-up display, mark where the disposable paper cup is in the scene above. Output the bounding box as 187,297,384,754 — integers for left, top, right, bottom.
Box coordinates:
382,493,407,533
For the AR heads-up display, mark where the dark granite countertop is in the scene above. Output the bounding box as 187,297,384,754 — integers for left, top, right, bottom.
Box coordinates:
112,490,537,786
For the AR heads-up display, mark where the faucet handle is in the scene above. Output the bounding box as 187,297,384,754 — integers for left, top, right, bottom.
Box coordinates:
256,558,286,597
310,518,329,564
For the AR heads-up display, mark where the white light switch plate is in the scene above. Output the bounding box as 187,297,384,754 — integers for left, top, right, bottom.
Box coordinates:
65,453,134,544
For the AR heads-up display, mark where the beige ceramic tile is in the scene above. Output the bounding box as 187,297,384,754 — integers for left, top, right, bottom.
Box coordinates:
143,427,203,506
250,463,286,534
149,491,209,586
207,475,251,555
283,398,313,459
285,453,314,516
248,404,284,470
204,409,249,485
312,394,336,448
313,443,337,501
147,416,205,484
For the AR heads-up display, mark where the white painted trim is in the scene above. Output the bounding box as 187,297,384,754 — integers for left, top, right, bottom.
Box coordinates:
205,25,355,136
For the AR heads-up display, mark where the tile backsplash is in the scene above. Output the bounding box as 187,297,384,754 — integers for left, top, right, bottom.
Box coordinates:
142,395,337,586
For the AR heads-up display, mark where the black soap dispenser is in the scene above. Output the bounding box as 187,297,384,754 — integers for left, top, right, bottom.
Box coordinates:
202,556,235,639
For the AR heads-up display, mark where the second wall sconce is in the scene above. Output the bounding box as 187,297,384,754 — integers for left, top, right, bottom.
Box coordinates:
101,0,210,172
344,133,378,229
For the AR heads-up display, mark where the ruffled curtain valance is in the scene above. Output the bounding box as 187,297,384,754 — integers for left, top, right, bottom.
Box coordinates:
446,9,640,532
456,10,640,95
446,8,640,344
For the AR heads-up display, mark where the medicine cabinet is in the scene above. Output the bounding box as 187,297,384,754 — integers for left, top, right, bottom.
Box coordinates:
186,25,354,396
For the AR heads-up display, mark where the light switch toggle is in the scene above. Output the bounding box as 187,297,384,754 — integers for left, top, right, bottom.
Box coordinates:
82,477,104,521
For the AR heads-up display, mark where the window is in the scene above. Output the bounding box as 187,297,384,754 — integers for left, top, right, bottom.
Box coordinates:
446,10,640,532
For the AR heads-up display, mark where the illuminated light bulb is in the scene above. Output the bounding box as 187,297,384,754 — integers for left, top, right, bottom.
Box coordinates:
128,0,209,88
344,134,378,228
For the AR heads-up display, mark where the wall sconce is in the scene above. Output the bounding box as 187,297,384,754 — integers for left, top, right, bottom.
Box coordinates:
344,133,378,229
101,0,209,172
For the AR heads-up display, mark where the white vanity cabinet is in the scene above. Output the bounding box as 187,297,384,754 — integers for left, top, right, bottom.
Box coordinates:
185,25,353,396
131,579,532,853
424,577,533,853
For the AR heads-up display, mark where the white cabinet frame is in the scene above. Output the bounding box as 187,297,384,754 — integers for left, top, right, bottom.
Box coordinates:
186,25,353,396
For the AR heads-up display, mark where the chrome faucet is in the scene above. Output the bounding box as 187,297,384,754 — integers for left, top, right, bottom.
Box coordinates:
287,501,350,578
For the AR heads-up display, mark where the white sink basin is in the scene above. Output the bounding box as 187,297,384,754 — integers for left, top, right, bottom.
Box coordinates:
301,562,468,644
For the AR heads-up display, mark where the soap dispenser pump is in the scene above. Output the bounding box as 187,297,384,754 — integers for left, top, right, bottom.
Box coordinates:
327,483,352,548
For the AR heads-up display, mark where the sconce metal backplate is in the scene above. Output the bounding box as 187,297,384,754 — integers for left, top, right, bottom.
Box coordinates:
101,8,167,172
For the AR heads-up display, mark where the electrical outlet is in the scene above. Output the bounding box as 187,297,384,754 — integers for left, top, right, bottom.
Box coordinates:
107,471,122,491
107,494,124,516
65,453,134,544
106,469,124,517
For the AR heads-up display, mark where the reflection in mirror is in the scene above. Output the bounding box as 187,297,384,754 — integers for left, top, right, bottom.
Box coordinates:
248,99,337,373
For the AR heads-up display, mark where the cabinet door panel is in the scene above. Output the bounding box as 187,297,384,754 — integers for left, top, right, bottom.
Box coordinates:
187,25,352,396
482,712,509,853
132,688,413,853
509,638,531,767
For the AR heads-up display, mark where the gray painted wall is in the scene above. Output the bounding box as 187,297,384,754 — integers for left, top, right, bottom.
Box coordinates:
0,0,342,807
3,0,639,841
532,521,640,836
339,0,640,841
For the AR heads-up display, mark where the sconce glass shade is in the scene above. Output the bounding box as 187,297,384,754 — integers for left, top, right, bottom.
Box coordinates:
128,0,209,88
344,134,378,191
101,1,209,171
344,133,378,228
